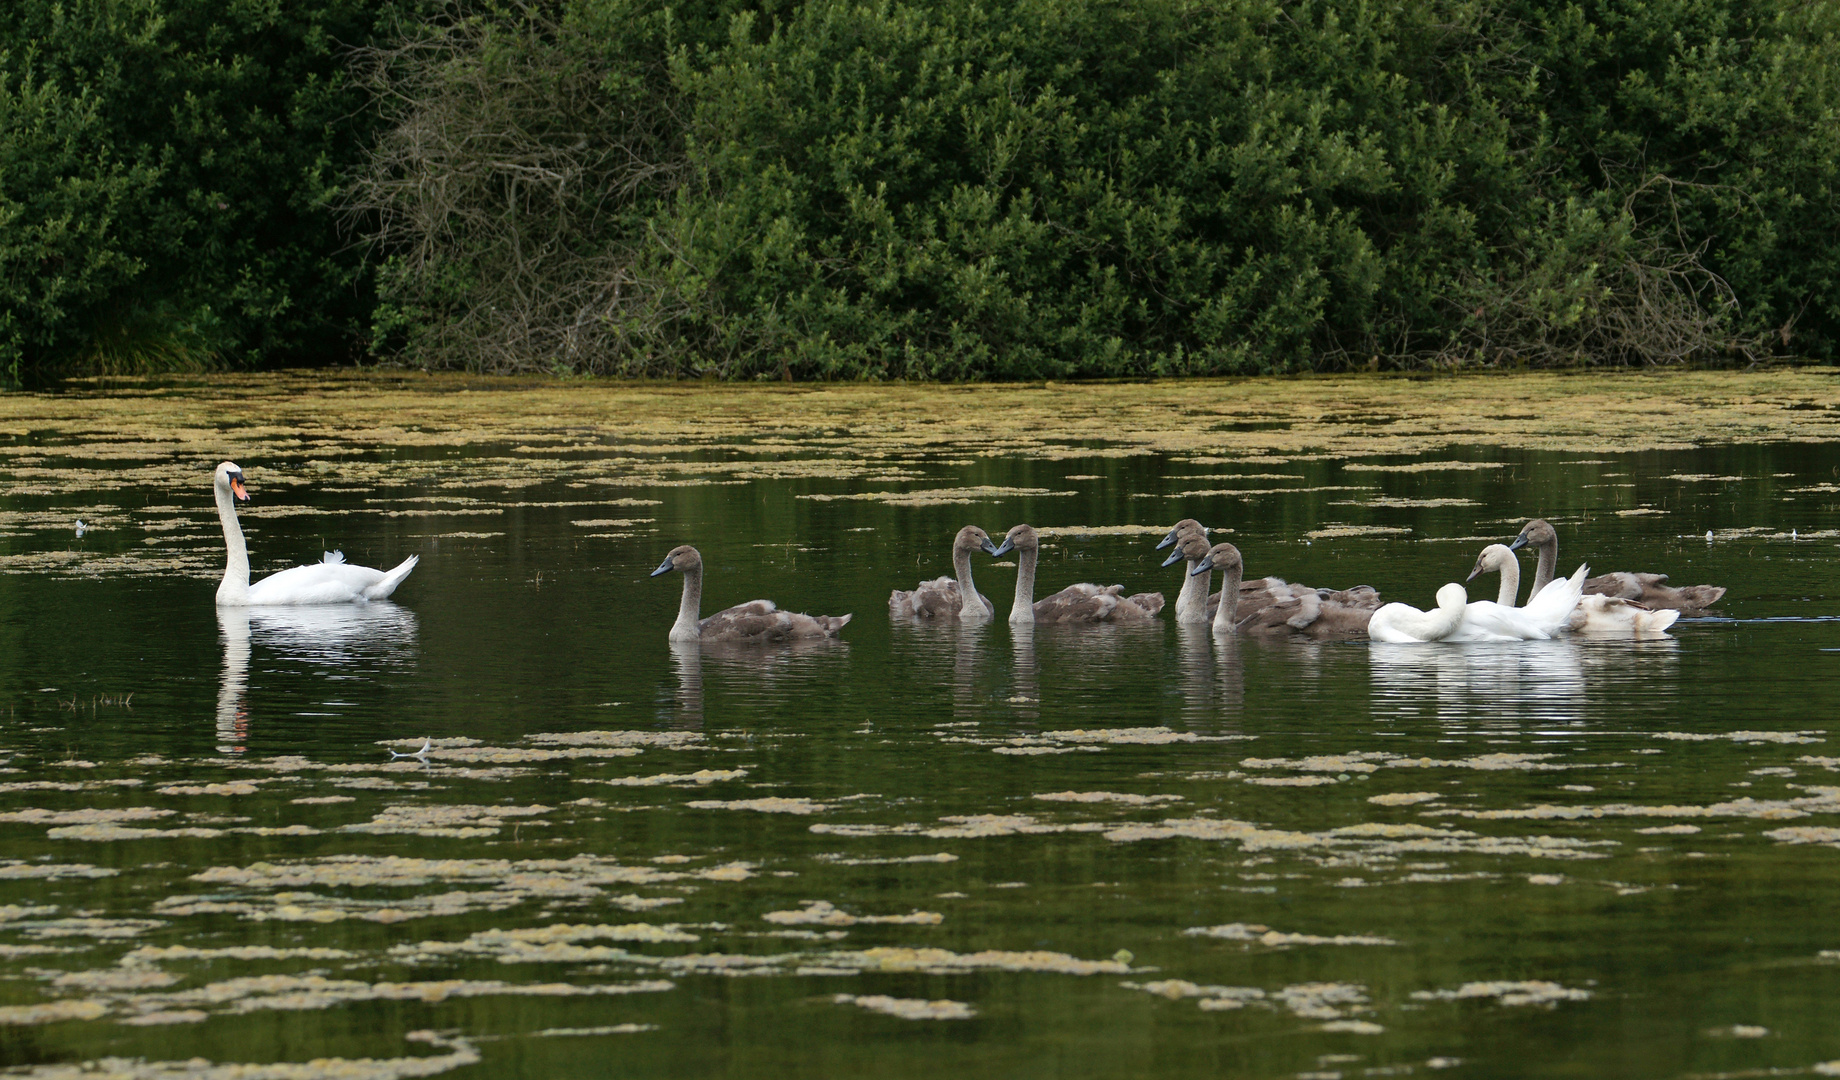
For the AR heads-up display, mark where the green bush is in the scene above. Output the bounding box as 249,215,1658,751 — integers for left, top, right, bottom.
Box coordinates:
0,0,416,384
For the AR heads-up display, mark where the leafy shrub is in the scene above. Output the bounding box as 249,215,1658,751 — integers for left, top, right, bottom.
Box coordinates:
0,0,415,384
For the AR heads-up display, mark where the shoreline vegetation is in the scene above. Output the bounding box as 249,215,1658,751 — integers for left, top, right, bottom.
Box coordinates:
4,0,1837,385
5,369,1839,460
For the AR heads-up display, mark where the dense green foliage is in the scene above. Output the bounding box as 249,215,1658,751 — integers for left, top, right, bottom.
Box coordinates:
353,0,1840,377
0,0,414,383
6,0,1837,381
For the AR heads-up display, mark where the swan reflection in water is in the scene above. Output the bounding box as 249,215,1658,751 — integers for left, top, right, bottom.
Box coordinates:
666,637,850,728
215,603,420,753
1368,637,1680,730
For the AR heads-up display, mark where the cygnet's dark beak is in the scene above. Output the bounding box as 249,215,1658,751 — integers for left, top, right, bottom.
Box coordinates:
1190,556,1216,576
986,537,1013,557
1160,548,1187,568
650,556,676,577
1154,528,1178,550
230,474,249,501
1465,564,1484,582
1507,534,1529,552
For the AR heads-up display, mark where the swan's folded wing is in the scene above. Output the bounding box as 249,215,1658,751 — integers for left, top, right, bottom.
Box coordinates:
1123,592,1164,618
1032,585,1121,623
892,577,962,619
1448,600,1549,641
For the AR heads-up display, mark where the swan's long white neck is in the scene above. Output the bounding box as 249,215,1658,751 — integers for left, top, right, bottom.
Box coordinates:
1009,546,1037,624
1211,561,1243,634
954,545,989,622
1496,555,1520,607
215,478,251,605
1529,536,1557,595
669,567,703,641
1176,554,1210,622
1427,587,1468,638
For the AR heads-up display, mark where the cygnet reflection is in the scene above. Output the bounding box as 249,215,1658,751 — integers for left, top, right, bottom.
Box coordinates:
215,603,420,754
1009,622,1040,721
665,637,850,727
1368,638,1586,729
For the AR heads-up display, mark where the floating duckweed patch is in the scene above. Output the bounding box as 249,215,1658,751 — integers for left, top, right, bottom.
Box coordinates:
1410,981,1591,1007
686,798,833,815
1304,525,1414,540
762,902,943,926
1031,791,1183,805
1343,461,1509,473
1437,787,1840,822
0,999,110,1025
1338,497,1480,508
585,770,747,787
1183,924,1397,947
798,487,1074,506
340,803,553,838
1652,731,1825,744
832,993,975,1020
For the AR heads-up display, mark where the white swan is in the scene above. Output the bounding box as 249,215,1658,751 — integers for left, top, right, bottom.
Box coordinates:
1443,564,1586,641
1368,584,1471,643
1468,543,1678,635
213,462,419,606
1368,566,1587,643
653,544,851,643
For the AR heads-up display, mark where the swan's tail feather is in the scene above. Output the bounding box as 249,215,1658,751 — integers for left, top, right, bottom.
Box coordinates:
322,550,347,564
818,613,852,636
363,554,420,600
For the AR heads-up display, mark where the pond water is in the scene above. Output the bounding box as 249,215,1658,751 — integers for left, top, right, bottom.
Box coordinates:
2,373,1840,1078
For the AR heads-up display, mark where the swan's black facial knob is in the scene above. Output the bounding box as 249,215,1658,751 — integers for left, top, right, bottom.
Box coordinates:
229,472,249,501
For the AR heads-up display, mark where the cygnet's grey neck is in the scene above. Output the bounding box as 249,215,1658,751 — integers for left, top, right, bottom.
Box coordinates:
1176,554,1210,622
953,545,989,622
1211,560,1244,634
1009,545,1038,624
1529,535,1557,595
669,566,703,641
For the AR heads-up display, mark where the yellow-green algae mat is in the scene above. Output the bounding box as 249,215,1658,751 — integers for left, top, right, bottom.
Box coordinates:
2,371,1840,1077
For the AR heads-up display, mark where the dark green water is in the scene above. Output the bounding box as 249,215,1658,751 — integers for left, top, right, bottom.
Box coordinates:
2,440,1839,1079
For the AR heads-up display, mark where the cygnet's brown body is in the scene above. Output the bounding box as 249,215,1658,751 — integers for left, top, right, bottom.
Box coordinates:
1192,542,1377,638
890,525,1000,621
998,524,1163,624
1510,519,1725,614
653,545,851,643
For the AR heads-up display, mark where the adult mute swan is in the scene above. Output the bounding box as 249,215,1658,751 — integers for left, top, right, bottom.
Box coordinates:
889,525,1001,621
653,545,851,643
1510,519,1725,614
1369,565,1587,643
213,462,419,606
991,524,1163,623
1368,584,1471,643
1468,543,1678,634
